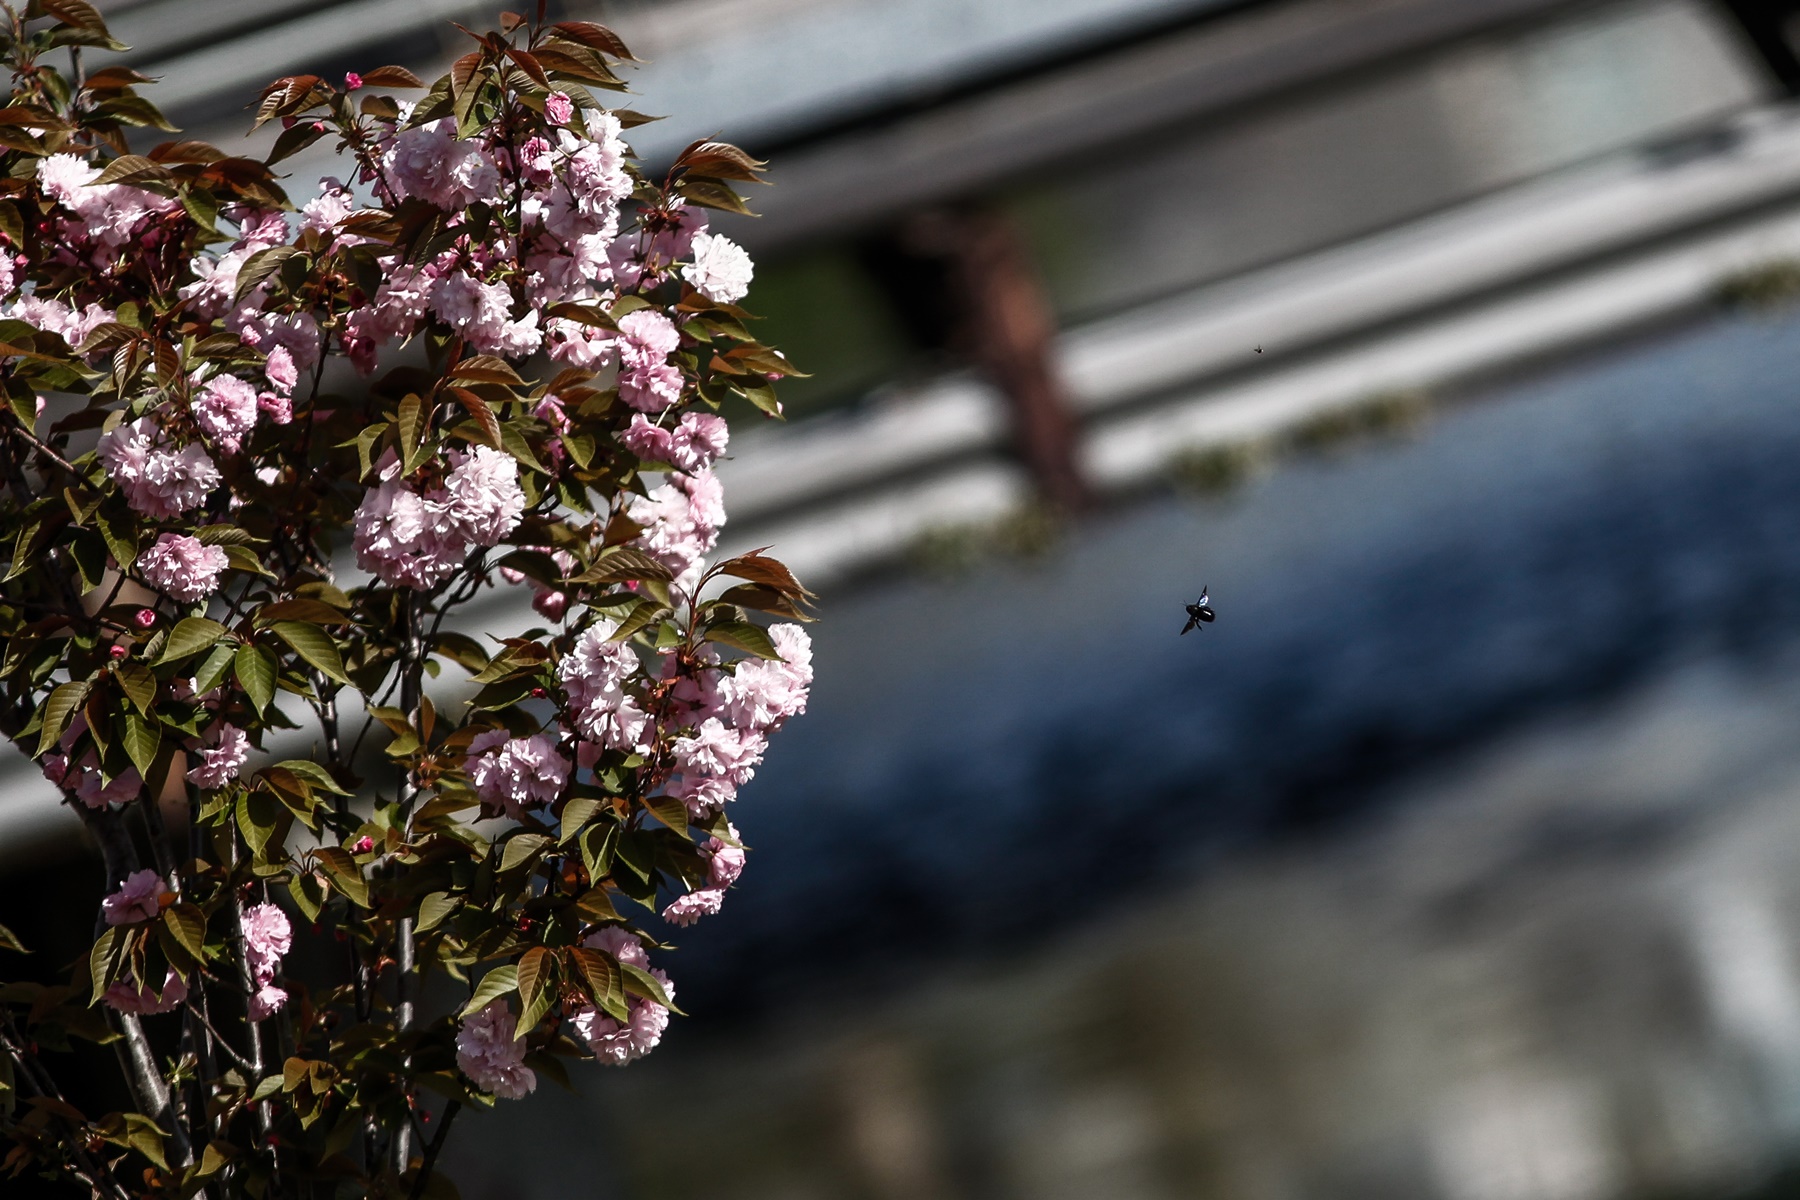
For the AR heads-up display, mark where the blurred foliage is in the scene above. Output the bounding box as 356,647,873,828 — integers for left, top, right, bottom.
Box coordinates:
727,245,916,420
906,501,1066,577
1716,259,1800,311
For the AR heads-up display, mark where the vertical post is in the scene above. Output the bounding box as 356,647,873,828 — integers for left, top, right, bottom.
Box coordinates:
935,206,1090,512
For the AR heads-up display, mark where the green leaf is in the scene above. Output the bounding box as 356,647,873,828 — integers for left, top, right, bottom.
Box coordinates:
234,644,276,714
572,547,672,585
558,795,602,844
222,544,276,579
0,922,26,954
458,965,518,1019
193,642,235,694
120,1112,169,1172
514,946,552,1034
606,597,666,643
311,846,369,908
398,393,428,474
416,891,461,933
156,617,229,664
162,904,206,962
36,678,92,756
578,824,616,883
236,788,284,857
94,506,137,569
120,710,160,778
620,962,682,1014
268,621,352,686
706,620,779,659
115,661,155,713
498,832,553,874
573,888,618,924
642,796,690,837
86,927,118,1003
568,946,628,1022
233,245,300,307
271,760,351,796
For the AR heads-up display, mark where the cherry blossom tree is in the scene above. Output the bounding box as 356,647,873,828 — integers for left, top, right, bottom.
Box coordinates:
0,4,813,1196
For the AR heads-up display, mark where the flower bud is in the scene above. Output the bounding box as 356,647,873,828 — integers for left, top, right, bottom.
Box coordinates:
344,72,363,90
107,644,126,660
133,608,156,629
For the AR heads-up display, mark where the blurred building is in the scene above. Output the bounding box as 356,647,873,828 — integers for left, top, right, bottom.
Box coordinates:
29,2,1800,1198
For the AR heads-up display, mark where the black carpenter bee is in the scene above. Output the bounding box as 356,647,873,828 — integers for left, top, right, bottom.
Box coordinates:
1180,587,1216,635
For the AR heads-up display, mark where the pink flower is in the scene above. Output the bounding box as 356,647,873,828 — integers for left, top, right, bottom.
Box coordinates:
192,374,260,452
672,717,765,786
623,410,729,472
344,72,363,91
105,969,187,1015
545,91,574,125
661,888,723,927
264,344,298,394
616,310,683,413
139,533,229,604
384,120,500,209
249,983,288,1021
300,177,357,235
584,925,648,967
628,468,725,589
187,723,249,789
12,296,113,349
428,271,542,357
682,232,754,304
706,836,746,888
242,902,289,979
567,933,672,1064
558,624,650,753
97,417,220,519
352,477,465,589
443,446,525,547
718,624,813,732
240,901,290,1019
102,869,167,925
668,771,738,817
456,1000,536,1099
464,731,571,818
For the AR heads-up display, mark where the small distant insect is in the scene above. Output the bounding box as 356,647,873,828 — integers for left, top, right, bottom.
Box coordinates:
1253,345,1263,354
1180,586,1216,635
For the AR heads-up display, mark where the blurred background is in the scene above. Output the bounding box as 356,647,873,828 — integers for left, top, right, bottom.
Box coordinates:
18,0,1800,1196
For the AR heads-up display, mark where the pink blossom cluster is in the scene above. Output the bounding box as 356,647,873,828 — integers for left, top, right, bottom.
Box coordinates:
101,869,167,925
96,417,220,520
187,722,250,789
618,411,728,474
241,901,291,1020
36,153,178,262
105,970,189,1015
43,718,141,808
353,447,525,588
138,533,229,604
566,927,672,1066
628,468,726,592
455,1000,536,1099
557,621,652,755
663,623,812,825
662,834,746,927
99,871,188,1015
465,731,571,819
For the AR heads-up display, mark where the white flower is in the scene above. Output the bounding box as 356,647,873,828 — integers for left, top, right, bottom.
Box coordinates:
682,232,754,304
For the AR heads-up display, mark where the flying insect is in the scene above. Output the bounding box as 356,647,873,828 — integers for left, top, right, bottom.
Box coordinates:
1180,587,1215,635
